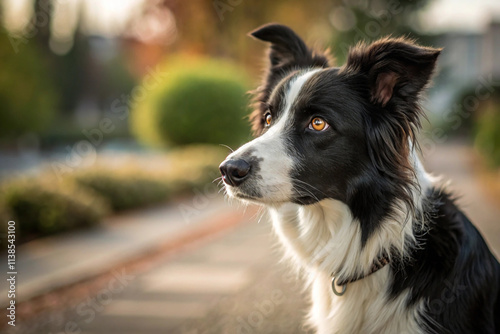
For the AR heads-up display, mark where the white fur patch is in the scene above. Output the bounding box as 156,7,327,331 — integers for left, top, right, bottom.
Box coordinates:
225,69,321,204
306,269,425,334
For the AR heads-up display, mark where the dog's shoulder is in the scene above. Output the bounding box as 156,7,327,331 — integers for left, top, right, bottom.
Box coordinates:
391,187,500,333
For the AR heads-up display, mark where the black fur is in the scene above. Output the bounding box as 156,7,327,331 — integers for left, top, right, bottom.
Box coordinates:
391,189,500,333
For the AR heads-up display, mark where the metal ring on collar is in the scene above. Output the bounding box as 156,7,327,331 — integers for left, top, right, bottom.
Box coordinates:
331,277,347,296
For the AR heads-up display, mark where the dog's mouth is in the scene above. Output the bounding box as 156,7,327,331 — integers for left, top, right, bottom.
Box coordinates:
226,185,291,206
227,186,320,206
225,186,261,202
233,192,258,201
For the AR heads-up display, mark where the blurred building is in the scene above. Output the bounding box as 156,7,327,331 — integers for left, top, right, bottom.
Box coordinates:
427,20,500,114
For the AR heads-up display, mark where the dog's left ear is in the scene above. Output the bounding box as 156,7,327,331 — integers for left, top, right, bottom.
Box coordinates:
343,37,441,107
343,39,441,223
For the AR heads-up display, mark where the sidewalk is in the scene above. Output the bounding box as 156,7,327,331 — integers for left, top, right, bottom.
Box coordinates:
72,212,308,334
12,205,308,334
1,196,249,306
422,141,500,256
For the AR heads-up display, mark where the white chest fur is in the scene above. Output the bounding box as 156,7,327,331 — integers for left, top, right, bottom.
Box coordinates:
269,201,426,334
306,267,424,334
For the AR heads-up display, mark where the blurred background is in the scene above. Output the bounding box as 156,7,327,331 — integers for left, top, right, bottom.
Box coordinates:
0,0,499,333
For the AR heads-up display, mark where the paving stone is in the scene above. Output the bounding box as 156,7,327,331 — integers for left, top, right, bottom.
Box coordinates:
103,300,211,318
141,264,252,294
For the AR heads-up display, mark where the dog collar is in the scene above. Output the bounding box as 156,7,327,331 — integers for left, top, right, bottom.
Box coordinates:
331,255,390,296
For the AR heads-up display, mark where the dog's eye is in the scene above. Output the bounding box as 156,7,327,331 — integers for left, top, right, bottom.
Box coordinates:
264,112,272,127
309,117,329,131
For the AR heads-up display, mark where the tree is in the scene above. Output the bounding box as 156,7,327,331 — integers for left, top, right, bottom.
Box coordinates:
0,29,57,138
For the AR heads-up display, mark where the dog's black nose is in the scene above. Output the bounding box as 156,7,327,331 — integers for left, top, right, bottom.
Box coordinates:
219,159,251,187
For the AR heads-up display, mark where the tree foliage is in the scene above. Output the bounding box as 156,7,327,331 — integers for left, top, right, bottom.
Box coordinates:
0,30,58,138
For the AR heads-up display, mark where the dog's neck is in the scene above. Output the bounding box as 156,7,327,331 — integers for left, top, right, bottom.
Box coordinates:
269,148,433,284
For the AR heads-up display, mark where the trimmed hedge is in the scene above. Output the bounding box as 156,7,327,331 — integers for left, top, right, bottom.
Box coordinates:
0,30,57,138
0,178,109,239
72,170,171,212
71,144,229,211
164,144,229,193
130,56,251,148
0,202,11,236
0,144,229,241
474,105,500,167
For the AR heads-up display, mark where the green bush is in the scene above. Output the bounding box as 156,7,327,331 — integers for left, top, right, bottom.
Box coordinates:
164,144,229,193
131,56,251,148
71,144,228,210
0,31,57,138
0,144,228,241
0,202,11,236
0,177,109,239
72,170,172,212
474,105,500,167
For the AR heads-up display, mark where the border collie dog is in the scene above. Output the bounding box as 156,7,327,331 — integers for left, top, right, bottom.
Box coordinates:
219,24,500,333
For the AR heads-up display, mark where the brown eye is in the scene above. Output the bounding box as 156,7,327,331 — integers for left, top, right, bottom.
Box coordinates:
265,113,272,127
309,117,329,131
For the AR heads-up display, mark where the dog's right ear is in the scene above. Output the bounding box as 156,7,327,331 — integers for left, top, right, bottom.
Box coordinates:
249,23,329,70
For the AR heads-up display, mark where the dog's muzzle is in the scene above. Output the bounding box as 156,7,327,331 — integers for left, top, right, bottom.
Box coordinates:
219,159,251,187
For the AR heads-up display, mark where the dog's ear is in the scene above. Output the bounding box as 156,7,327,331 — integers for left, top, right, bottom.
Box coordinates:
343,39,441,219
249,23,329,69
248,24,330,134
343,37,441,107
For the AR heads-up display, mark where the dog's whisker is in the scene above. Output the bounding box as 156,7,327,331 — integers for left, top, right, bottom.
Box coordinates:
219,144,234,153
292,182,322,203
291,178,328,198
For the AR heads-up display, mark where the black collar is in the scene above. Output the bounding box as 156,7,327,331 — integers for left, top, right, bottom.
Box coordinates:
331,255,390,296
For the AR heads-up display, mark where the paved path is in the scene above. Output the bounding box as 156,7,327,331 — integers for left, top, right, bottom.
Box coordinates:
1,197,242,305
8,141,500,334
11,210,309,334
79,218,308,334
422,141,500,256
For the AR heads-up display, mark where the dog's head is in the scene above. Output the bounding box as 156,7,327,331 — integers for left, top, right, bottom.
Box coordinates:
220,24,440,239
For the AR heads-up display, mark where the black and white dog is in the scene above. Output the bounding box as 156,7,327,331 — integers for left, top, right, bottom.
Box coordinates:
219,24,500,333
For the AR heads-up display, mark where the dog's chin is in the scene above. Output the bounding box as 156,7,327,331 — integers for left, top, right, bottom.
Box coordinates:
225,187,320,207
225,186,288,206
